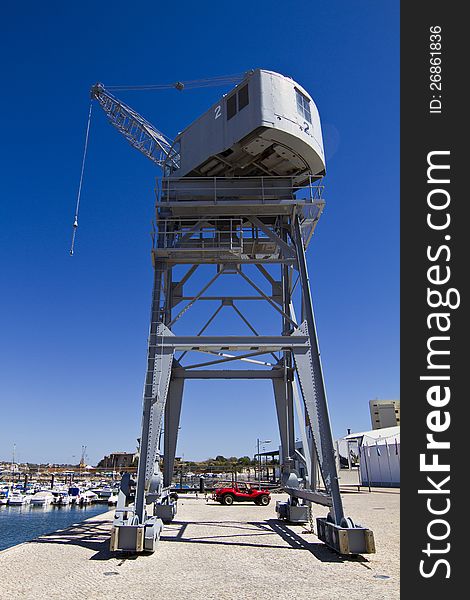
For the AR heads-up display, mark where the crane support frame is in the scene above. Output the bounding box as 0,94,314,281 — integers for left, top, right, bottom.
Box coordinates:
111,175,375,555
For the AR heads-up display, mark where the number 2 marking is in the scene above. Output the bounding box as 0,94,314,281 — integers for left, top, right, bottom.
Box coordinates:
214,105,221,119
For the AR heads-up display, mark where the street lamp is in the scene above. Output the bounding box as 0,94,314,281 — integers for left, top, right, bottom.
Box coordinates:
257,438,271,488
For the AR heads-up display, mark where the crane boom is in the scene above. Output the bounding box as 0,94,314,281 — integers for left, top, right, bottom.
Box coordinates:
90,83,180,170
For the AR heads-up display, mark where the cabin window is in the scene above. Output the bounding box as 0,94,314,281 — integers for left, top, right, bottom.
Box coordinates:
238,84,249,110
295,89,312,124
227,84,249,120
227,94,237,120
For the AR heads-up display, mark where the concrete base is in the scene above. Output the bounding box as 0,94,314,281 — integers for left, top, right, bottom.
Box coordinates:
110,518,163,553
110,524,145,552
316,517,376,554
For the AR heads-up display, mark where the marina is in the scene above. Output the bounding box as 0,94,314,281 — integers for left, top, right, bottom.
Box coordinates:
0,475,123,551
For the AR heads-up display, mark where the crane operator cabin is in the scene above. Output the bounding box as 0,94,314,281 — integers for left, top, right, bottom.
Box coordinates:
168,69,326,184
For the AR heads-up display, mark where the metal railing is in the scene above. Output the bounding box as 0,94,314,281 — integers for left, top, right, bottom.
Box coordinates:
155,175,324,205
156,218,244,253
154,216,292,257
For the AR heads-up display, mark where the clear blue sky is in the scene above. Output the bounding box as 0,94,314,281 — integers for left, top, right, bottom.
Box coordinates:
0,1,399,465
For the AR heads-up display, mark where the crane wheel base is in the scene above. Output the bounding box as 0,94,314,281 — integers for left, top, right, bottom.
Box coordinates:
110,518,163,553
316,517,376,555
276,500,309,523
154,501,177,523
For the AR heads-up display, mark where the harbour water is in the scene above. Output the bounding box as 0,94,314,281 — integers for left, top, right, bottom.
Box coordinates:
0,503,109,551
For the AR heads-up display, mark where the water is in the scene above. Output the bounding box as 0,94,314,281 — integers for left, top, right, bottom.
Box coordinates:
0,503,110,552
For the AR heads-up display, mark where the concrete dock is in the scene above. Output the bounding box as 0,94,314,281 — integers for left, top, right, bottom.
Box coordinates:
0,491,399,600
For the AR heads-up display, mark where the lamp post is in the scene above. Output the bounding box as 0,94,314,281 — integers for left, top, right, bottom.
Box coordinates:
257,438,271,489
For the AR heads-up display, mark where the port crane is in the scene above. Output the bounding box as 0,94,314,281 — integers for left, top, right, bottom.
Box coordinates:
88,70,375,555
79,445,87,470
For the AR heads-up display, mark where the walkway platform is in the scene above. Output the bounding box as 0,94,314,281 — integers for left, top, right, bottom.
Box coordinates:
0,491,399,600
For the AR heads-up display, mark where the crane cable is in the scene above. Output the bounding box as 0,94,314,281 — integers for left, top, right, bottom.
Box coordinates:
70,101,93,256
105,72,247,92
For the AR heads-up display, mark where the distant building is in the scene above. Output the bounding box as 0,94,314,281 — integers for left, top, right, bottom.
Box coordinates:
369,399,400,430
96,452,137,469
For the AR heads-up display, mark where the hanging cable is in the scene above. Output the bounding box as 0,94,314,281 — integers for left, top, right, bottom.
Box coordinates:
70,101,93,256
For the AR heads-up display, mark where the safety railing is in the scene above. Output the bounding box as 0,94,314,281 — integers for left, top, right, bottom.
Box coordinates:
156,218,244,253
154,216,292,257
155,175,324,205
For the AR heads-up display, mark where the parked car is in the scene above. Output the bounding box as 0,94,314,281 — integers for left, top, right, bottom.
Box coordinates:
212,483,271,506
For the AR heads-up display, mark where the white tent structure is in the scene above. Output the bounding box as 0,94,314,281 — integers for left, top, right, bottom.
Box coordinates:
340,426,400,488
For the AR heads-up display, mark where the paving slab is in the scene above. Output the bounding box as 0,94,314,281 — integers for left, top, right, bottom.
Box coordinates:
0,490,399,600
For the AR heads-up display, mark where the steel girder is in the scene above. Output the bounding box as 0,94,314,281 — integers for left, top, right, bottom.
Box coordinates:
163,377,184,487
152,334,309,351
272,375,296,475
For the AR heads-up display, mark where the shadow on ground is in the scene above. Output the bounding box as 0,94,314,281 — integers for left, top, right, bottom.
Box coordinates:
30,516,370,565
161,519,367,564
30,520,113,560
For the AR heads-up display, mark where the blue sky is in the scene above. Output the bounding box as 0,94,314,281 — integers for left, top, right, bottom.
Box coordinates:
0,1,399,465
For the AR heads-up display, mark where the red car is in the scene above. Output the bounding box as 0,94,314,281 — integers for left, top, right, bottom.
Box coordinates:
212,482,271,506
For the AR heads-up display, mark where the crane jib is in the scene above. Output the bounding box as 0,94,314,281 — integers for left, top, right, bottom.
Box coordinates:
91,83,180,170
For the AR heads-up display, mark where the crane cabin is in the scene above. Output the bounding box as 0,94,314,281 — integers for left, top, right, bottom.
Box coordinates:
168,69,326,186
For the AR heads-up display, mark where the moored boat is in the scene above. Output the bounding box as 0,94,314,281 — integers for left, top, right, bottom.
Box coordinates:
0,489,10,505
107,494,118,505
30,491,54,506
91,485,113,501
78,490,98,505
52,490,71,506
7,491,29,506
68,484,81,504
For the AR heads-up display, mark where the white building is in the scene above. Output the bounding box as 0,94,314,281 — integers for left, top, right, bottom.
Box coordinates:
338,426,400,487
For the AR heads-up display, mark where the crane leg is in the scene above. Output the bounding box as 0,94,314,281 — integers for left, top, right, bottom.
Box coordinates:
272,372,296,482
110,264,178,553
163,378,184,487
